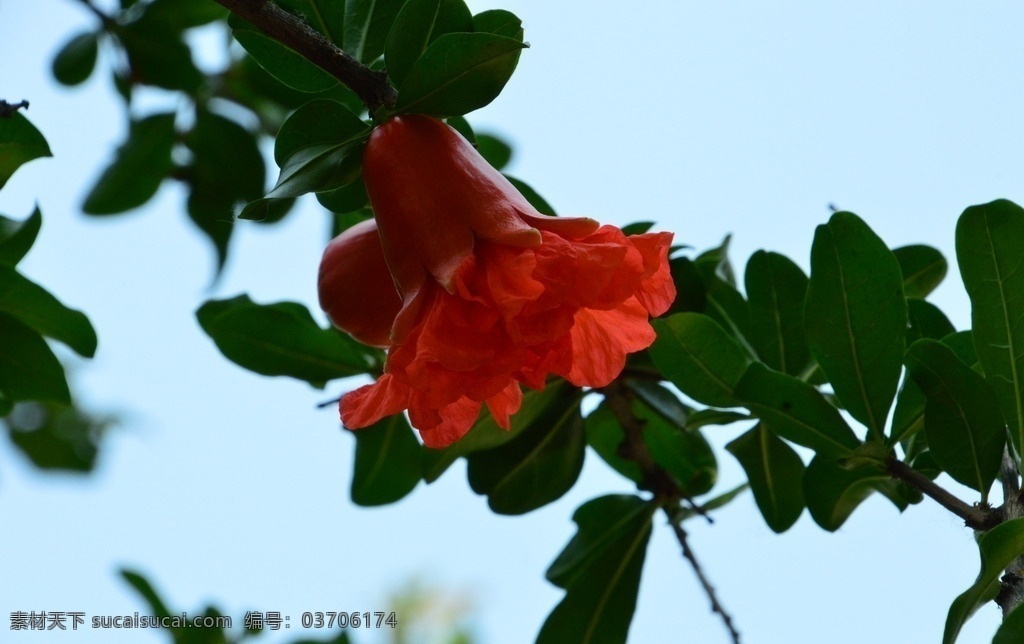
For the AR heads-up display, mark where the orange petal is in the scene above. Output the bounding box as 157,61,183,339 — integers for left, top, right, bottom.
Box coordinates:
566,298,657,387
340,374,411,429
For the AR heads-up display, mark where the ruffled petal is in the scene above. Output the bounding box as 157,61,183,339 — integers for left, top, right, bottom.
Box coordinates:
340,374,411,429
629,231,676,316
565,298,657,387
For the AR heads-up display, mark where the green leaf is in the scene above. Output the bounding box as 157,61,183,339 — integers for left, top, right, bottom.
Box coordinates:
144,0,229,29
956,199,1024,454
118,17,203,92
343,0,404,64
384,0,473,89
673,484,749,523
735,362,860,458
906,297,956,344
475,133,512,170
650,313,752,407
83,113,175,215
52,31,99,86
994,603,1024,644
5,401,109,472
196,295,375,388
803,455,891,531
634,396,716,496
584,401,643,484
726,423,805,533
421,383,571,482
263,142,365,203
944,518,1024,644
890,376,926,446
350,413,423,506
275,0,346,41
0,112,51,190
905,339,1005,498
539,495,656,644
467,386,585,515
473,9,524,40
695,234,737,285
685,409,751,430
0,313,70,406
120,569,174,619
805,211,907,438
0,265,97,357
186,109,265,272
397,32,527,117
745,250,812,376
625,380,691,428
505,175,556,216
0,208,42,267
666,257,708,314
232,29,339,93
275,99,370,166
317,176,368,213
893,244,947,299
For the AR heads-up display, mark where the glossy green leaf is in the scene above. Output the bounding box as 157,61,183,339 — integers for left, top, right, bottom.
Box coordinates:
384,0,473,89
467,388,585,515
0,208,42,267
745,250,812,376
186,109,265,272
726,423,805,533
83,113,175,215
505,175,556,215
994,603,1024,644
890,376,925,446
350,414,423,506
666,257,708,314
944,518,1024,644
803,455,891,531
261,142,364,203
473,9,524,40
232,29,339,92
906,297,956,344
584,401,643,484
634,395,716,496
0,313,69,406
905,339,1004,498
274,99,370,165
539,495,655,644
626,380,690,428
699,265,754,355
650,313,752,407
685,409,751,430
52,31,99,86
805,211,907,438
5,401,109,472
0,112,51,190
397,32,527,117
196,295,375,388
118,17,203,91
421,383,573,483
276,0,346,41
343,0,404,64
893,244,947,299
475,133,512,170
735,362,859,457
317,176,368,213
0,265,97,357
956,199,1024,454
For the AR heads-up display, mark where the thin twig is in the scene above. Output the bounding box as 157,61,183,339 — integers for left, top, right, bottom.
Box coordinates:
212,0,397,114
886,457,998,530
0,99,29,118
667,508,741,644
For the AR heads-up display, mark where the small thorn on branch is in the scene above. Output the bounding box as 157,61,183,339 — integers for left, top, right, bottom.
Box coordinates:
0,99,30,118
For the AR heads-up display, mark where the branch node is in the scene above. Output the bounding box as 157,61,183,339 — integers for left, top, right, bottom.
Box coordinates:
0,99,29,118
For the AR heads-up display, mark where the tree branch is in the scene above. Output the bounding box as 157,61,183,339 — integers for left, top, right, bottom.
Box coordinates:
212,0,397,114
0,99,29,118
886,457,998,530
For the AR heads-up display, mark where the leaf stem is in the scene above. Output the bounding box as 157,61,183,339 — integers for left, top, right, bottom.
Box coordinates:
885,456,998,530
212,0,397,115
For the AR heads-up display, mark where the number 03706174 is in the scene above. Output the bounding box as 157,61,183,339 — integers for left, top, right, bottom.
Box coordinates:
301,611,397,629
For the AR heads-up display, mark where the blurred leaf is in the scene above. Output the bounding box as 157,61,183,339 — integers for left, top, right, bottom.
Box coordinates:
473,9,523,40
505,175,556,215
745,250,812,376
475,133,512,170
343,0,404,64
905,339,1004,498
695,234,736,285
906,297,956,344
196,295,375,388
944,518,1024,644
893,244,947,299
52,31,99,86
650,313,751,407
727,423,805,533
186,109,265,272
994,603,1024,644
539,495,655,644
118,16,203,92
445,114,475,143
350,414,423,506
803,455,891,531
83,113,175,215
423,382,572,482
634,394,716,496
384,0,473,89
0,208,42,267
5,401,109,472
276,0,346,40
735,362,860,458
685,409,751,430
120,569,174,619
805,212,906,439
0,265,97,357
397,32,527,117
0,313,69,406
584,401,644,484
468,385,585,515
0,112,51,190
673,483,748,523
620,222,655,236
145,0,229,29
956,199,1024,454
232,29,339,92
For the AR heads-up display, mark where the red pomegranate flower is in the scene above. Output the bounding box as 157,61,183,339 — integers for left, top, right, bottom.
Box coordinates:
318,114,675,448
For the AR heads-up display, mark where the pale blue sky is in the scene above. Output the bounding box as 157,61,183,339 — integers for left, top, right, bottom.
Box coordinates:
3,1,1023,642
